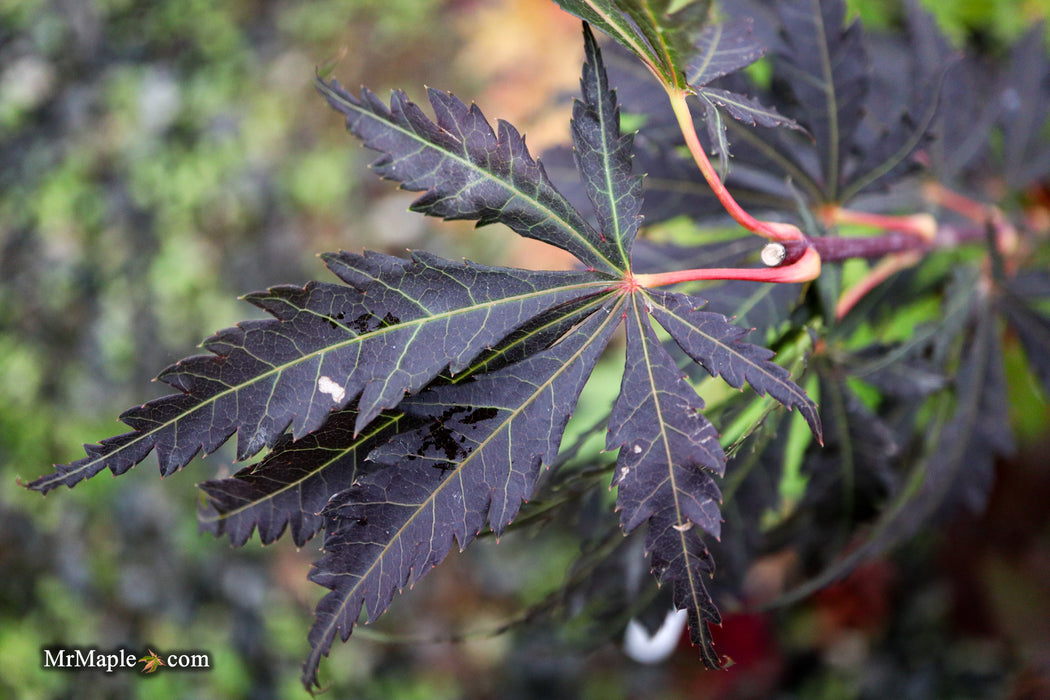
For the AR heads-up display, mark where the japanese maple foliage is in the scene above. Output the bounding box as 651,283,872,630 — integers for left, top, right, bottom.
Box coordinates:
25,0,1050,691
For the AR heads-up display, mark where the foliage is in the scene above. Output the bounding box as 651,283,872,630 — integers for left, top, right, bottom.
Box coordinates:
19,0,1050,694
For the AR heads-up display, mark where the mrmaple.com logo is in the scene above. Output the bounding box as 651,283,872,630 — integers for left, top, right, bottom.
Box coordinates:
42,646,210,673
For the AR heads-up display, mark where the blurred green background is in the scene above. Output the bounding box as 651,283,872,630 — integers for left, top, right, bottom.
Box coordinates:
2,0,1049,698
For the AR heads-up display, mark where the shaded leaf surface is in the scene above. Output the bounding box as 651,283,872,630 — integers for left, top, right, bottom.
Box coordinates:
27,257,608,493
647,289,821,440
608,295,725,667
197,410,404,547
999,290,1050,399
774,0,868,200
776,293,1016,606
877,300,1013,541
686,18,764,87
573,23,643,263
316,77,624,274
303,303,622,687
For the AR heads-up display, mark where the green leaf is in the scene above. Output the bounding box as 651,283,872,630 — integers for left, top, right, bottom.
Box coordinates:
553,0,713,90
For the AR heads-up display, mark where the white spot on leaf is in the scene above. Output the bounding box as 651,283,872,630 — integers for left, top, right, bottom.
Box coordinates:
317,376,346,404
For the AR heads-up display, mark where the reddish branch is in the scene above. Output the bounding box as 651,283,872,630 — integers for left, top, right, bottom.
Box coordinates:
641,91,1014,310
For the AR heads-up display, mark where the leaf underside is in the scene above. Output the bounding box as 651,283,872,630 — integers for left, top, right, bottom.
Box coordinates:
553,0,714,90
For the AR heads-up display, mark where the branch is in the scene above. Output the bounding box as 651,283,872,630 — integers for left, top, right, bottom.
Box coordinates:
634,245,821,288
668,90,803,243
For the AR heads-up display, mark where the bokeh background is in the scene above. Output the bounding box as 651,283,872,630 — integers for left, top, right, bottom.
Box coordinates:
3,0,1049,698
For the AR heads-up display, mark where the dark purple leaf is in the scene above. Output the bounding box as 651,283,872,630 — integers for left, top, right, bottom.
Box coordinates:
26,256,610,493
1000,292,1050,398
573,23,643,262
316,77,624,274
302,302,622,688
686,18,766,87
700,86,798,131
647,289,822,441
1008,270,1050,301
610,297,725,532
197,410,404,547
773,0,869,200
1000,26,1050,188
608,295,725,667
846,347,947,400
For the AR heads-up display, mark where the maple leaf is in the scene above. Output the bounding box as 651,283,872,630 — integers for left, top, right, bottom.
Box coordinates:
608,294,726,667
27,23,821,690
197,409,405,547
138,649,165,674
571,25,643,259
304,300,622,685
687,18,801,175
315,76,627,274
25,255,607,494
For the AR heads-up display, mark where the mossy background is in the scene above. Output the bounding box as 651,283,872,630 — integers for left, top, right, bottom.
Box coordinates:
2,0,1048,698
